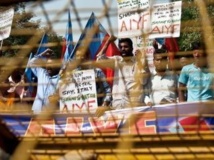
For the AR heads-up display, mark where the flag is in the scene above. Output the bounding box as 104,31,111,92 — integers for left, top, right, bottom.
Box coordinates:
165,38,179,53
25,52,33,82
70,12,109,60
24,33,48,97
24,52,37,97
70,12,120,85
96,35,120,86
61,38,66,60
164,38,179,71
35,33,48,55
61,10,74,62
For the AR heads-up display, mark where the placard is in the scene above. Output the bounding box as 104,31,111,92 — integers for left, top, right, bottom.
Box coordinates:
117,0,151,38
117,0,182,38
59,69,98,112
0,7,14,40
150,1,182,38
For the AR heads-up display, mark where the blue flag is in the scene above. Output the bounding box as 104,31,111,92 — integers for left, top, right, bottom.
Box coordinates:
25,52,33,81
62,10,74,62
36,33,48,56
69,12,108,60
24,33,48,97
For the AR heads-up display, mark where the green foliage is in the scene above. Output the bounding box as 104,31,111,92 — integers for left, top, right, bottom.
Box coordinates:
178,0,214,51
45,32,63,59
1,3,62,58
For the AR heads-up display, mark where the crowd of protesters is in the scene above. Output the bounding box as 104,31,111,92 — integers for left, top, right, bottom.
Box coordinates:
0,37,213,116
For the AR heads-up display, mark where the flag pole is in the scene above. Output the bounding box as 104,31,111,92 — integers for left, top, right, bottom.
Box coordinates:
0,40,3,56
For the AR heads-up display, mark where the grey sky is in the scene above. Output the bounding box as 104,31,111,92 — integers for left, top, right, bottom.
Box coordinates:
26,0,171,41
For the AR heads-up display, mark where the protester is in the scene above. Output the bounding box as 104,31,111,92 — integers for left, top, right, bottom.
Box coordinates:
65,47,112,117
28,48,61,113
0,69,27,110
173,54,192,74
144,48,178,106
178,42,214,102
178,54,192,68
97,37,150,109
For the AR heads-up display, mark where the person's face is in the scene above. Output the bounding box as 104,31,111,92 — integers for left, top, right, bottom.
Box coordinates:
192,49,206,66
179,57,189,67
154,54,167,72
46,59,59,77
76,49,89,62
118,42,133,57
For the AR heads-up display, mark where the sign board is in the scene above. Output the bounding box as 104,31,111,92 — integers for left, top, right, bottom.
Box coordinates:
59,69,98,112
0,7,14,40
117,0,182,38
150,1,182,38
117,0,151,38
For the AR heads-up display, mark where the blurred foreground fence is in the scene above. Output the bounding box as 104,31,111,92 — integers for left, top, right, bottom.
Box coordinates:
1,0,214,160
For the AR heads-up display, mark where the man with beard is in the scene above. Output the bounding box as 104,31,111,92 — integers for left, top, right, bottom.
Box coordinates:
179,42,214,102
144,48,178,106
28,48,60,113
97,38,150,110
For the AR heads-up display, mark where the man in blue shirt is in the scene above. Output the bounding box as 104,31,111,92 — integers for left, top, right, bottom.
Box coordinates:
178,42,214,102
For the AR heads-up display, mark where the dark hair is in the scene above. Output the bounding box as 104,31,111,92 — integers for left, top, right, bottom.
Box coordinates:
154,48,167,54
191,41,207,59
118,38,133,48
153,48,168,59
191,41,205,51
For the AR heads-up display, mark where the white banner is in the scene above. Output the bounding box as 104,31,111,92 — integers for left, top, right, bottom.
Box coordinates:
117,1,182,38
150,1,182,38
117,0,151,38
59,69,98,112
0,7,14,40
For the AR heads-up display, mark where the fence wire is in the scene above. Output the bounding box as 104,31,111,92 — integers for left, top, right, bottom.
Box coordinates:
0,0,214,160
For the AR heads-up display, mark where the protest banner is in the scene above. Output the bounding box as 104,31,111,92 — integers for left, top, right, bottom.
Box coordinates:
150,1,182,38
59,69,98,112
117,0,151,38
1,102,214,136
0,7,14,40
117,0,182,39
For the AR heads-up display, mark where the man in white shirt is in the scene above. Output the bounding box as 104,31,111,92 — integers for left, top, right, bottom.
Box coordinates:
144,48,178,106
28,49,60,113
97,38,150,109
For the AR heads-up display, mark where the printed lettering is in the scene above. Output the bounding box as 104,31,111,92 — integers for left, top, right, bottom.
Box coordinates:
129,111,156,134
25,119,55,136
65,117,84,135
120,13,149,32
150,24,179,34
89,115,122,133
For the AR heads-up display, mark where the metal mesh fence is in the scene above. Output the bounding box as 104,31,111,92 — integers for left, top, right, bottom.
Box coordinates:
0,0,214,160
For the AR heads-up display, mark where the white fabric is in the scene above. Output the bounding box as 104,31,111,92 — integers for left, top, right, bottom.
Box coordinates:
144,70,178,105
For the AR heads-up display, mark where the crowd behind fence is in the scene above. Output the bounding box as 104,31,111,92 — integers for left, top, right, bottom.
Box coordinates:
0,0,214,160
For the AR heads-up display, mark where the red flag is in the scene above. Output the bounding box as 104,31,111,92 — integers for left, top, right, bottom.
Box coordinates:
165,38,179,52
61,38,66,61
165,38,179,70
72,12,121,86
96,35,120,86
